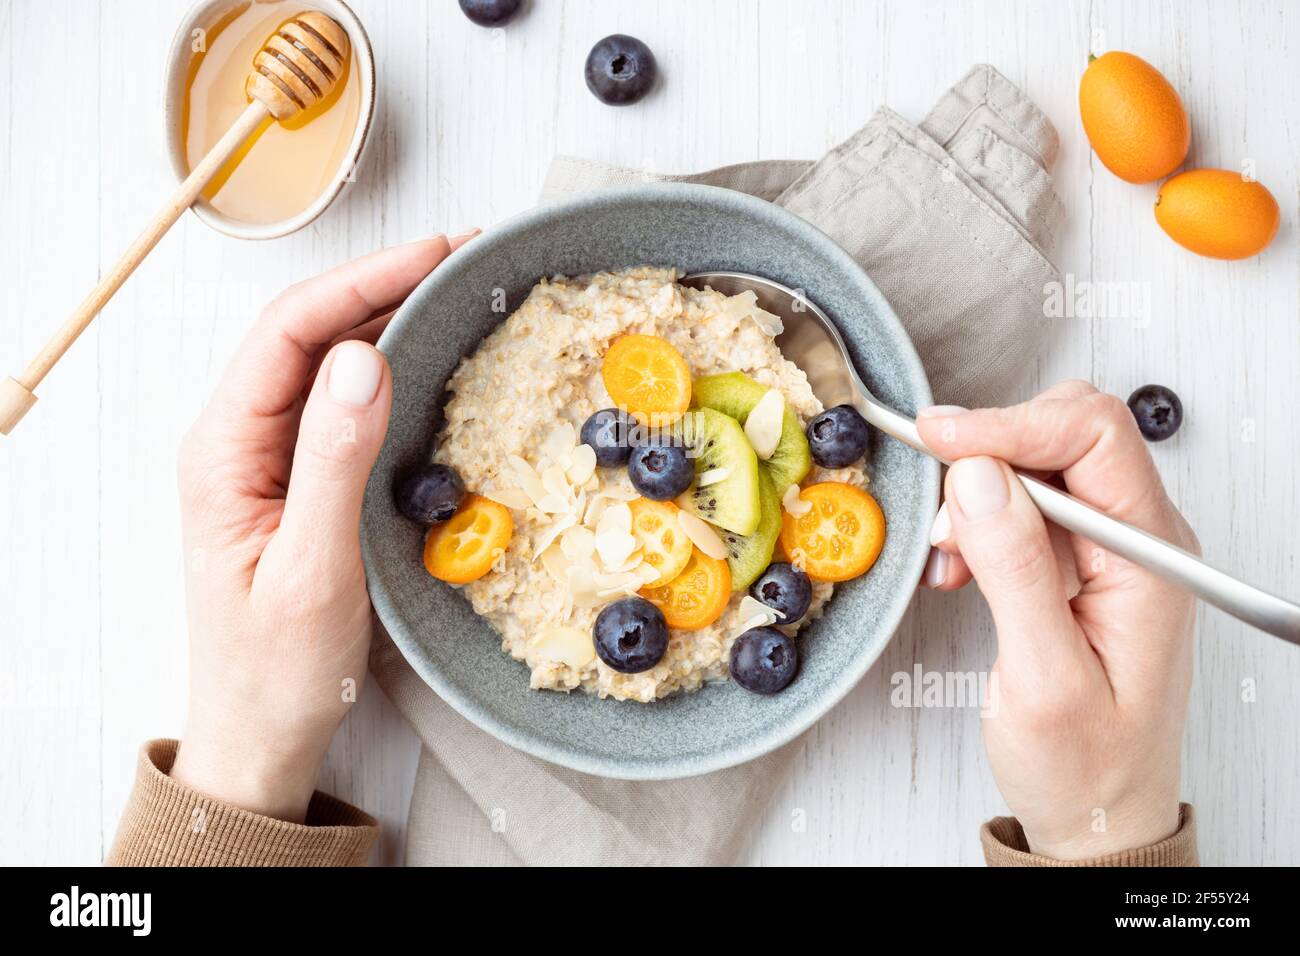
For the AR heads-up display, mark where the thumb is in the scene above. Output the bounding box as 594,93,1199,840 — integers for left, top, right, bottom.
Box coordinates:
945,456,1081,672
279,340,391,561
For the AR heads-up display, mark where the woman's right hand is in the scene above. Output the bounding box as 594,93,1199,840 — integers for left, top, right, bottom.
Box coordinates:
916,380,1199,860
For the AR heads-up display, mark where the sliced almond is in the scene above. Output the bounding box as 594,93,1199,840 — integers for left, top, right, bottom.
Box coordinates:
635,562,664,586
536,493,572,515
697,467,730,488
566,444,598,485
560,525,596,561
532,513,576,558
540,543,571,583
484,486,533,510
594,528,639,569
596,500,632,536
595,570,638,590
506,454,549,505
722,289,784,336
541,464,572,500
595,569,641,598
583,494,609,529
599,484,640,501
738,594,785,622
782,483,812,516
604,549,645,575
540,422,578,468
729,613,772,641
750,305,784,336
528,625,596,669
729,596,787,640
676,510,729,560
744,388,785,460
567,564,604,607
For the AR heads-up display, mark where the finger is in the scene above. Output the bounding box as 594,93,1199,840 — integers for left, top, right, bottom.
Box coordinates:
302,308,399,399
214,237,453,425
333,307,398,347
301,232,479,399
917,388,1178,541
929,501,959,553
261,341,392,584
945,456,1088,673
448,229,480,252
921,545,972,590
1034,378,1099,402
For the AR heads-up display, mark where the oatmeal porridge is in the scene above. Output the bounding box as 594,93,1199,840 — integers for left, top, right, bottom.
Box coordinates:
395,266,885,702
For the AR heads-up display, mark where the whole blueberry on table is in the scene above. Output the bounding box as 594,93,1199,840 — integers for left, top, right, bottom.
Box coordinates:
394,463,465,525
628,441,693,500
1127,384,1183,442
806,404,870,468
594,597,669,673
749,562,812,624
729,626,798,695
584,34,658,106
581,407,637,467
458,0,523,27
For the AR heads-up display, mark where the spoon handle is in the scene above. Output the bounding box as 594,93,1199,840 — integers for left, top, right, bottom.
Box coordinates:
861,399,1300,644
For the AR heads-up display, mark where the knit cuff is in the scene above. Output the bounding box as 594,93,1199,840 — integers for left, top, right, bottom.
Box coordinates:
106,739,379,867
981,804,1198,867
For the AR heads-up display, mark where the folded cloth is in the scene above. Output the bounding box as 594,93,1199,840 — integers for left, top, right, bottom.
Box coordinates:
371,64,1063,866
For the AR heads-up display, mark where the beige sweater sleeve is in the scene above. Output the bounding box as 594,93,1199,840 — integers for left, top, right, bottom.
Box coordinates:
981,803,1197,866
107,740,379,867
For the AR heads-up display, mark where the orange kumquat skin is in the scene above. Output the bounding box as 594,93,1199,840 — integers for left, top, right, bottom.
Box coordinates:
639,546,731,630
628,497,693,587
779,482,885,583
423,494,513,584
601,334,692,427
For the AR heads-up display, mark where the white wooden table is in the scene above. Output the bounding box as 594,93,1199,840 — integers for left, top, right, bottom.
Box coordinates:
1,0,1296,866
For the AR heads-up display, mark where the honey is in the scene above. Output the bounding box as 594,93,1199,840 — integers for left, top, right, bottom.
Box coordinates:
183,1,361,224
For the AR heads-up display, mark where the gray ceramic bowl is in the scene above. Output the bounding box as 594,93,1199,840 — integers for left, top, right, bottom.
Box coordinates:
362,182,939,780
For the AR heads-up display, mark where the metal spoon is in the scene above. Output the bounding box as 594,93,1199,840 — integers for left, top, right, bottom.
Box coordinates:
681,271,1300,645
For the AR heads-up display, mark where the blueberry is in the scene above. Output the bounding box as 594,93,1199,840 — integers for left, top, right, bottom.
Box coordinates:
628,441,693,500
584,34,657,106
581,408,637,467
458,0,522,27
749,563,812,624
394,463,465,525
729,627,798,695
806,404,870,468
594,597,669,673
1127,384,1183,442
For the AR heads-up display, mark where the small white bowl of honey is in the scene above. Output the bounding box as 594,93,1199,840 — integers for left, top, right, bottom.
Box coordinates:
163,0,375,240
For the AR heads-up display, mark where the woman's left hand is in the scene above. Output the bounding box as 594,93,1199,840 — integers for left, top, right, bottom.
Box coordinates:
170,235,470,822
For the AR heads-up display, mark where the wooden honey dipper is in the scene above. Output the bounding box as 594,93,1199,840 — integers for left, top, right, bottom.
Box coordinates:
0,11,350,435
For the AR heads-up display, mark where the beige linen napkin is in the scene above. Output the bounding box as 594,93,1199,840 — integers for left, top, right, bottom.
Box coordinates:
369,64,1063,865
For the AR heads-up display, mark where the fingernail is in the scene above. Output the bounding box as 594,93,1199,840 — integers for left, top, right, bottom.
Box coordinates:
450,228,481,241
929,503,952,545
918,405,968,418
328,341,383,407
924,547,948,587
951,457,1010,519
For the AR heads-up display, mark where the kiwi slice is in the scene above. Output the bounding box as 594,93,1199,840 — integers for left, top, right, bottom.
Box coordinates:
674,407,761,536
720,465,782,591
692,372,812,495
